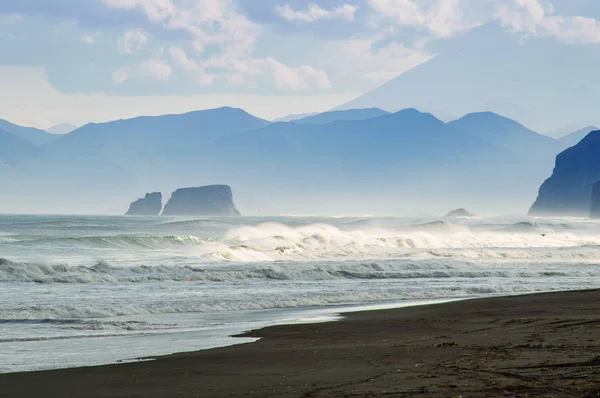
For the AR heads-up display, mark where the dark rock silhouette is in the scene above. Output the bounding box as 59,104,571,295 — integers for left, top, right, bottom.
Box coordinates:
126,192,162,216
530,130,600,216
162,185,240,216
591,182,600,219
444,208,475,218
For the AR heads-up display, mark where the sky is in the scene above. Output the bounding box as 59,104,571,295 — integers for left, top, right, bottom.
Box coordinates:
1,0,600,129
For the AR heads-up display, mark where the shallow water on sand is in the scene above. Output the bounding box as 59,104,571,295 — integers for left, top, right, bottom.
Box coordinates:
1,214,599,372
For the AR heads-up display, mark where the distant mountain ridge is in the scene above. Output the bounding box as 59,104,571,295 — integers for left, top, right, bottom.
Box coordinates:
448,111,567,162
50,107,270,155
0,120,58,146
46,123,78,135
292,108,390,124
0,106,567,215
0,128,40,163
335,22,600,132
273,112,318,122
559,126,599,147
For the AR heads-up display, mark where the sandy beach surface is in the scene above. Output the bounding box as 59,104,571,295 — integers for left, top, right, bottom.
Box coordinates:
1,290,599,397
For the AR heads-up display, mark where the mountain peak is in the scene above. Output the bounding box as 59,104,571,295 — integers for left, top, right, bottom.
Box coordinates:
334,21,600,132
559,126,600,147
293,108,390,124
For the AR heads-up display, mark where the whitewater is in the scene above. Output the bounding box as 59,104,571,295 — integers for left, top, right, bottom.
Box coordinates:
1,214,599,372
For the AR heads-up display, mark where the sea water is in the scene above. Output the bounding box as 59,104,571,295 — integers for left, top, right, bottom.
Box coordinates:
1,214,599,372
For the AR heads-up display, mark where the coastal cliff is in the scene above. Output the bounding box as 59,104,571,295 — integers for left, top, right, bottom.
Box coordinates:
529,130,600,216
125,192,162,216
591,182,600,219
162,185,241,216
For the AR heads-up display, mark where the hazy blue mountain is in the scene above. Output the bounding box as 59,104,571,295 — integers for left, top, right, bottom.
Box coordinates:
167,109,550,214
50,107,270,156
45,123,78,135
544,125,584,139
530,130,600,216
0,120,58,146
0,107,269,214
336,22,600,132
0,128,40,163
559,126,599,147
448,112,567,161
273,112,318,122
1,107,563,215
293,108,390,124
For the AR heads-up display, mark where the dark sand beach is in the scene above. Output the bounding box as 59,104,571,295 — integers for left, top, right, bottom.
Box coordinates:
1,290,599,397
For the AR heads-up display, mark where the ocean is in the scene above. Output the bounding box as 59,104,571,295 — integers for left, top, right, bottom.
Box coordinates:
1,214,599,373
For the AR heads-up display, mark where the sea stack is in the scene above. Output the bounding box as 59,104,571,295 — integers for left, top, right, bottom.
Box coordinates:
591,182,600,219
162,185,241,216
125,192,162,216
530,130,600,216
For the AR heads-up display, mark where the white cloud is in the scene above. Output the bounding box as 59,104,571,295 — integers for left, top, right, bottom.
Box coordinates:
496,0,600,43
367,0,477,38
169,47,197,71
0,66,359,128
81,34,96,44
103,0,332,92
118,28,149,54
141,59,172,80
112,68,129,84
100,0,176,22
80,31,103,44
169,47,215,85
263,58,332,91
334,36,433,83
0,14,23,24
275,3,359,22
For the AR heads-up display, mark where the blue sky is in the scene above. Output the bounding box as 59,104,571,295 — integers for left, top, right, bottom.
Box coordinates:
1,0,600,128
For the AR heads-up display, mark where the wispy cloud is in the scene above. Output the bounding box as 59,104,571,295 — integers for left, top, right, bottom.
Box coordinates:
80,31,102,44
367,0,478,38
118,28,149,54
102,0,333,91
496,0,600,43
100,0,176,23
275,3,359,22
112,68,129,84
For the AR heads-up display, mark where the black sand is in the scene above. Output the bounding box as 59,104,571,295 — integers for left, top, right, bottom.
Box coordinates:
1,290,599,397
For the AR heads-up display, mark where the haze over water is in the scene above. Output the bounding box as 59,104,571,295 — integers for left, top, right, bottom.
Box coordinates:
1,214,599,372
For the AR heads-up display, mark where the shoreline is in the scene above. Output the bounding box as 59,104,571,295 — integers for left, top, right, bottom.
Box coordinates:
2,289,599,397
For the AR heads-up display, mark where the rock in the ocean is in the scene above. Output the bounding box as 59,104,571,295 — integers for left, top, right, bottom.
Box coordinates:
590,181,600,219
125,192,162,216
162,185,241,216
444,208,474,218
530,130,600,216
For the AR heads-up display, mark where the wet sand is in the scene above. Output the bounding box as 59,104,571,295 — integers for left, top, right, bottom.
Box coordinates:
1,290,599,397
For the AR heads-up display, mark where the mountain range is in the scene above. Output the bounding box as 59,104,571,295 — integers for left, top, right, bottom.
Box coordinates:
0,119,58,146
336,23,600,133
559,126,599,147
0,106,576,215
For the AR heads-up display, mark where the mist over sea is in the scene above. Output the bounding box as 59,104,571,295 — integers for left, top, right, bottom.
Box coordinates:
1,214,599,372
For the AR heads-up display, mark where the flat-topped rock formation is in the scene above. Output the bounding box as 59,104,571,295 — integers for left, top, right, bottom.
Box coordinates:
162,185,241,216
530,130,600,216
591,182,600,219
125,192,162,216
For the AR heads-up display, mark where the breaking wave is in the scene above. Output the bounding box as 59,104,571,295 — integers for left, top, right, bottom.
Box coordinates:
2,255,599,284
2,222,600,283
